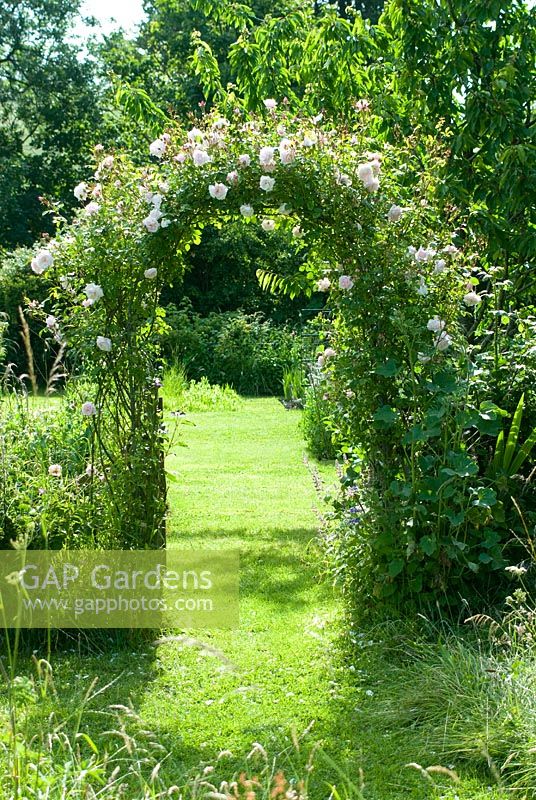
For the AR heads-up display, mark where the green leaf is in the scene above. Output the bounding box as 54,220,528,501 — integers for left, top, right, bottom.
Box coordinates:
374,359,401,377
388,559,405,577
503,394,524,473
420,536,436,556
373,405,398,428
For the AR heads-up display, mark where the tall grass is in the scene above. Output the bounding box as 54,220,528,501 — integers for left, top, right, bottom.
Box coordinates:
163,364,242,412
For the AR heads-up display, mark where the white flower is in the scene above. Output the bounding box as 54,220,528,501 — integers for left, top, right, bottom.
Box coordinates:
259,146,276,168
187,127,204,142
161,218,171,228
84,201,100,215
415,246,436,262
435,331,452,351
261,218,275,232
84,283,103,303
209,183,228,200
74,182,87,202
339,275,354,290
238,154,251,168
213,117,230,130
192,148,211,166
174,152,187,163
150,193,163,208
149,138,166,158
81,401,97,416
365,177,380,193
387,204,403,222
443,244,458,255
292,225,304,238
92,183,102,198
144,268,158,280
143,216,160,233
260,175,275,192
279,139,296,165
323,347,336,359
427,317,446,333
505,565,527,577
227,170,239,184
263,98,277,110
407,245,417,256
31,249,53,274
101,155,114,168
357,163,374,185
302,133,318,147
96,336,112,352
240,204,254,218
48,464,62,477
433,258,446,274
463,291,482,306
45,315,56,329
417,276,428,296
317,278,331,292
335,169,352,187
278,203,291,214
417,353,431,364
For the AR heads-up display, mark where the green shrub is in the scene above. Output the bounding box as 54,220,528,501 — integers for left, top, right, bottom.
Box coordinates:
302,383,337,460
163,365,242,412
162,300,301,395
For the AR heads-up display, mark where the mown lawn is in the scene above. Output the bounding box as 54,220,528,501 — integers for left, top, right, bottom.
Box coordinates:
0,397,507,798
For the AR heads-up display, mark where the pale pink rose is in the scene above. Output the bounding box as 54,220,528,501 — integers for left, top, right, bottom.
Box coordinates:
208,183,229,200
259,146,276,168
435,331,452,351
149,139,166,158
365,177,380,193
174,152,187,163
74,182,87,202
427,317,446,333
48,464,62,477
263,98,277,110
84,283,103,303
144,268,158,280
338,275,354,290
31,249,53,274
226,170,239,184
433,258,446,274
417,277,428,296
101,155,114,168
387,204,403,222
323,347,336,359
238,154,251,167
192,148,211,166
45,315,56,328
463,291,482,306
292,225,303,238
279,139,296,165
415,246,436,262
143,216,159,232
260,175,275,192
443,244,459,255
240,204,254,217
317,278,331,292
96,336,112,352
261,219,275,232
84,202,100,215
81,402,97,416
357,163,374,185
187,127,204,142
302,133,317,147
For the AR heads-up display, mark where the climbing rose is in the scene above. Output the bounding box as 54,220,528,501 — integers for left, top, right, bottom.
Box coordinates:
427,317,446,333
45,315,56,328
187,127,204,142
143,216,159,232
101,155,114,168
357,163,374,184
365,178,379,193
149,139,166,158
174,152,187,164
292,225,303,238
415,246,436,262
443,244,458,255
227,170,239,184
74,182,87,202
317,278,331,292
302,133,317,147
192,148,211,166
387,204,403,222
161,219,171,228
48,464,62,477
259,146,276,168
144,268,158,280
263,98,277,110
238,154,251,167
84,283,103,303
31,249,53,274
96,336,112,352
240,204,254,217
84,202,100,215
260,175,275,192
261,219,275,232
209,183,228,200
433,258,446,274
417,276,429,296
81,402,97,416
338,275,354,290
435,331,452,351
464,291,482,306
323,347,336,359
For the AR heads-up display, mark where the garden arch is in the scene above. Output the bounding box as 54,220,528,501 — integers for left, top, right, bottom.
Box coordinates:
36,107,461,570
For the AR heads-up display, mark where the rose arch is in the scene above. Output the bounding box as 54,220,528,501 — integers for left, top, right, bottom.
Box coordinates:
32,107,462,562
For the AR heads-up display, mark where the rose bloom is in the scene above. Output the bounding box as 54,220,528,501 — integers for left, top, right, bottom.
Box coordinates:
48,464,62,478
101,155,114,168
74,182,87,202
323,347,336,359
357,163,374,185
443,244,459,255
338,275,354,290
187,127,204,142
261,218,275,232
143,216,159,232
81,401,97,416
302,133,317,147
238,154,251,167
415,246,436,262
464,291,482,306
161,218,171,228
417,277,428,296
365,177,380,193
263,98,277,110
240,204,254,217
84,201,100,215
427,317,446,333
174,152,187,163
149,138,166,158
387,204,403,222
192,148,211,166
45,315,56,328
84,283,103,303
317,278,331,292
260,175,275,192
144,268,158,280
259,146,276,168
433,258,446,274
279,139,296,165
209,183,229,200
227,170,239,184
292,225,303,238
435,331,452,351
31,249,54,274
96,336,112,352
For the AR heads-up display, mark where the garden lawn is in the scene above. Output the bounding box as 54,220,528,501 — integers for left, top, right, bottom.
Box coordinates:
0,397,508,799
